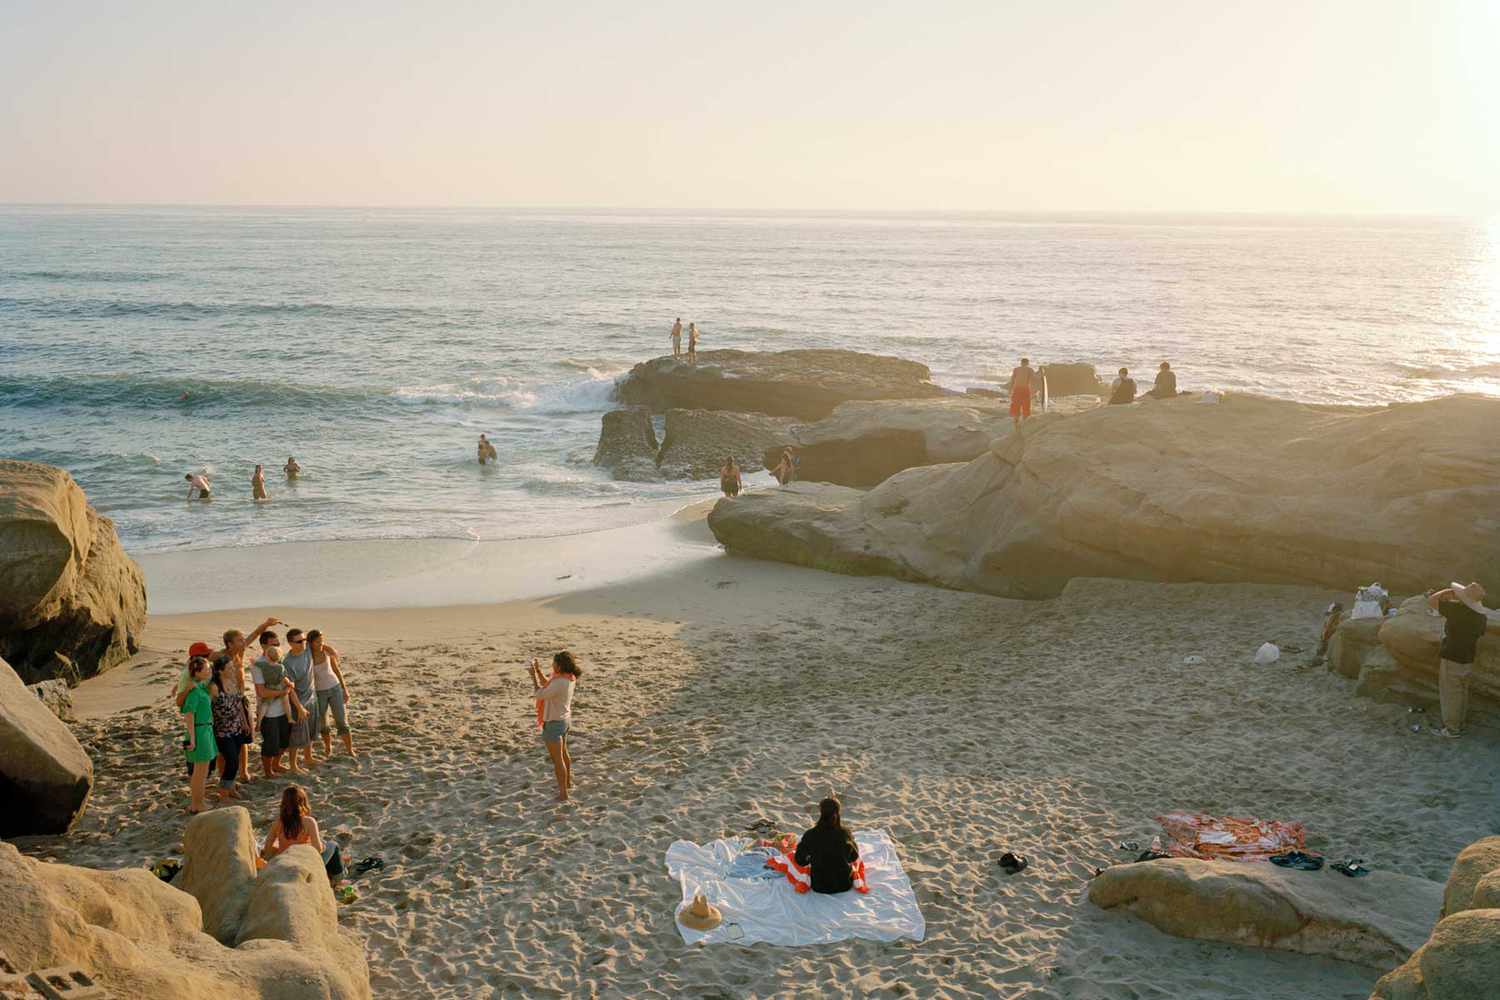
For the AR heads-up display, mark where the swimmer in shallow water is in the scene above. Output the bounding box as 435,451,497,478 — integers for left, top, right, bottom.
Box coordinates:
251,465,270,501
284,456,300,480
477,434,498,465
186,473,212,500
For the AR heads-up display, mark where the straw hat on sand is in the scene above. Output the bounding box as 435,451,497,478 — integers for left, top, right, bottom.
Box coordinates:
677,894,723,931
1451,582,1489,615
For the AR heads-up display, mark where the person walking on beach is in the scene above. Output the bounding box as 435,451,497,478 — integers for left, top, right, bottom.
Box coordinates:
1008,358,1037,425
1109,368,1137,405
180,656,218,814
308,630,356,758
530,652,580,802
251,464,270,501
687,323,699,364
720,456,743,498
185,472,212,500
1147,361,1178,399
282,628,319,772
208,656,252,800
262,785,345,885
794,797,861,894
1427,582,1491,737
252,630,303,777
671,317,683,358
284,456,301,480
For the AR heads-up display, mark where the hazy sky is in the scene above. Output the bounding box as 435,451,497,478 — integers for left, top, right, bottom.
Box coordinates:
2,0,1496,212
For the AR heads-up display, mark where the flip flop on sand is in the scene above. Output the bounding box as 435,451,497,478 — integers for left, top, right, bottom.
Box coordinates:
1332,859,1371,877
1134,850,1172,863
1270,851,1324,871
352,856,385,876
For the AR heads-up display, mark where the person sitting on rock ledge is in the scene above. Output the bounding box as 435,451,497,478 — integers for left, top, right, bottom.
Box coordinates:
1146,361,1178,399
1109,368,1137,405
1427,581,1491,738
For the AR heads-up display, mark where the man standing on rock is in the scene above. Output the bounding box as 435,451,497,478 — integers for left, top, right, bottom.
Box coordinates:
1427,582,1492,737
1008,358,1037,425
671,317,682,358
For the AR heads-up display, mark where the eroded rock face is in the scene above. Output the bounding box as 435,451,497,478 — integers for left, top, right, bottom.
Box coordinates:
176,808,260,945
1442,838,1500,919
709,395,1500,600
0,840,370,1000
1371,908,1500,1000
1038,362,1105,397
614,350,949,421
656,410,798,480
591,408,660,481
0,655,92,837
27,679,74,721
1088,857,1439,970
0,461,147,683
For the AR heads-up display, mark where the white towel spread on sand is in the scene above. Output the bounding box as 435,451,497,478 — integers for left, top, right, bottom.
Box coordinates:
665,828,926,946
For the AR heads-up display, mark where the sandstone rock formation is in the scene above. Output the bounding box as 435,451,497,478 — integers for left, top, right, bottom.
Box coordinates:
1326,597,1499,725
27,679,74,721
1088,857,1440,970
176,808,260,945
0,461,147,684
709,395,1500,600
614,350,949,421
0,839,369,1000
591,407,659,481
656,409,797,480
1373,835,1500,1000
0,655,92,837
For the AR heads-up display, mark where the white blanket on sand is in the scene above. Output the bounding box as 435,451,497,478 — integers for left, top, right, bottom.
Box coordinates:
665,828,926,946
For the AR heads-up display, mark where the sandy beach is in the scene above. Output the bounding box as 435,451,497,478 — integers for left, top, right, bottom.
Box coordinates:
13,510,1490,999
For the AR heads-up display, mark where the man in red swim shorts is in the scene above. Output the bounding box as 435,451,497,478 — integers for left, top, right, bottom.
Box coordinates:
1008,357,1036,424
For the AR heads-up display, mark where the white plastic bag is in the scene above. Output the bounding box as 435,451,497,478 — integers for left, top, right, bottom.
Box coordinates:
1350,582,1388,620
1253,642,1280,665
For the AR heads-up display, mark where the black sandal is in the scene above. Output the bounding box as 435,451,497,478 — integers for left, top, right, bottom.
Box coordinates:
352,856,386,876
1270,851,1325,871
1331,858,1370,877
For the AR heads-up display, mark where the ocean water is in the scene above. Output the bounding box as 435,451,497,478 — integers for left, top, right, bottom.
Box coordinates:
3,206,1497,555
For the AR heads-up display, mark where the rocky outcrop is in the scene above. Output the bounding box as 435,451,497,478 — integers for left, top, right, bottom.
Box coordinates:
1372,836,1500,999
0,655,92,837
1088,857,1440,970
657,410,798,479
615,350,949,421
591,407,660,482
709,395,1500,600
0,840,369,1000
176,808,260,945
1325,598,1500,724
758,398,1011,488
0,461,147,684
27,679,74,721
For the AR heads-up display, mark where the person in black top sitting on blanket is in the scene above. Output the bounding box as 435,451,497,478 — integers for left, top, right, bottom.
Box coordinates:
794,797,860,894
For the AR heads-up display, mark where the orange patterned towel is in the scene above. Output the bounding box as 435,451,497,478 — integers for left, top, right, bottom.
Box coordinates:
1156,811,1306,861
762,833,870,894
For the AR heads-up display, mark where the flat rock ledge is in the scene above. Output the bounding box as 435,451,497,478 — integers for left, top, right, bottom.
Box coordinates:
1088,857,1441,971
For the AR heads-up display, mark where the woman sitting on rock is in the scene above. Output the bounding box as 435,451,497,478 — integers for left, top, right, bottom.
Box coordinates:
262,784,345,884
794,797,861,894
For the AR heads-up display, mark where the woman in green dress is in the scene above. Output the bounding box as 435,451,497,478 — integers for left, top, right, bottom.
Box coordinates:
181,656,218,814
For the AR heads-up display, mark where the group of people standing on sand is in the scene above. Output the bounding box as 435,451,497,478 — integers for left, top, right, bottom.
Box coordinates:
185,457,300,502
1005,357,1180,424
670,318,702,364
174,616,357,882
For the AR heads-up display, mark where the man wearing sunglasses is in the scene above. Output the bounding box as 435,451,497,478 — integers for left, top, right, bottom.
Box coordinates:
282,628,320,773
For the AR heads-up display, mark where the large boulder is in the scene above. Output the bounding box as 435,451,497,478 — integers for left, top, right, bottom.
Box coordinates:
614,350,949,421
175,808,260,945
28,679,74,721
1088,857,1440,970
1374,599,1499,723
0,655,92,837
656,409,798,480
591,407,660,481
0,461,147,684
1039,362,1106,397
1327,615,1386,680
709,395,1500,600
1371,909,1500,1000
0,840,370,1000
236,845,367,999
1442,837,1500,919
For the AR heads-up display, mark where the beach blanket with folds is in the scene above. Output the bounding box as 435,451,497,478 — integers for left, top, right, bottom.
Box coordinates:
1156,810,1306,861
664,829,925,946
